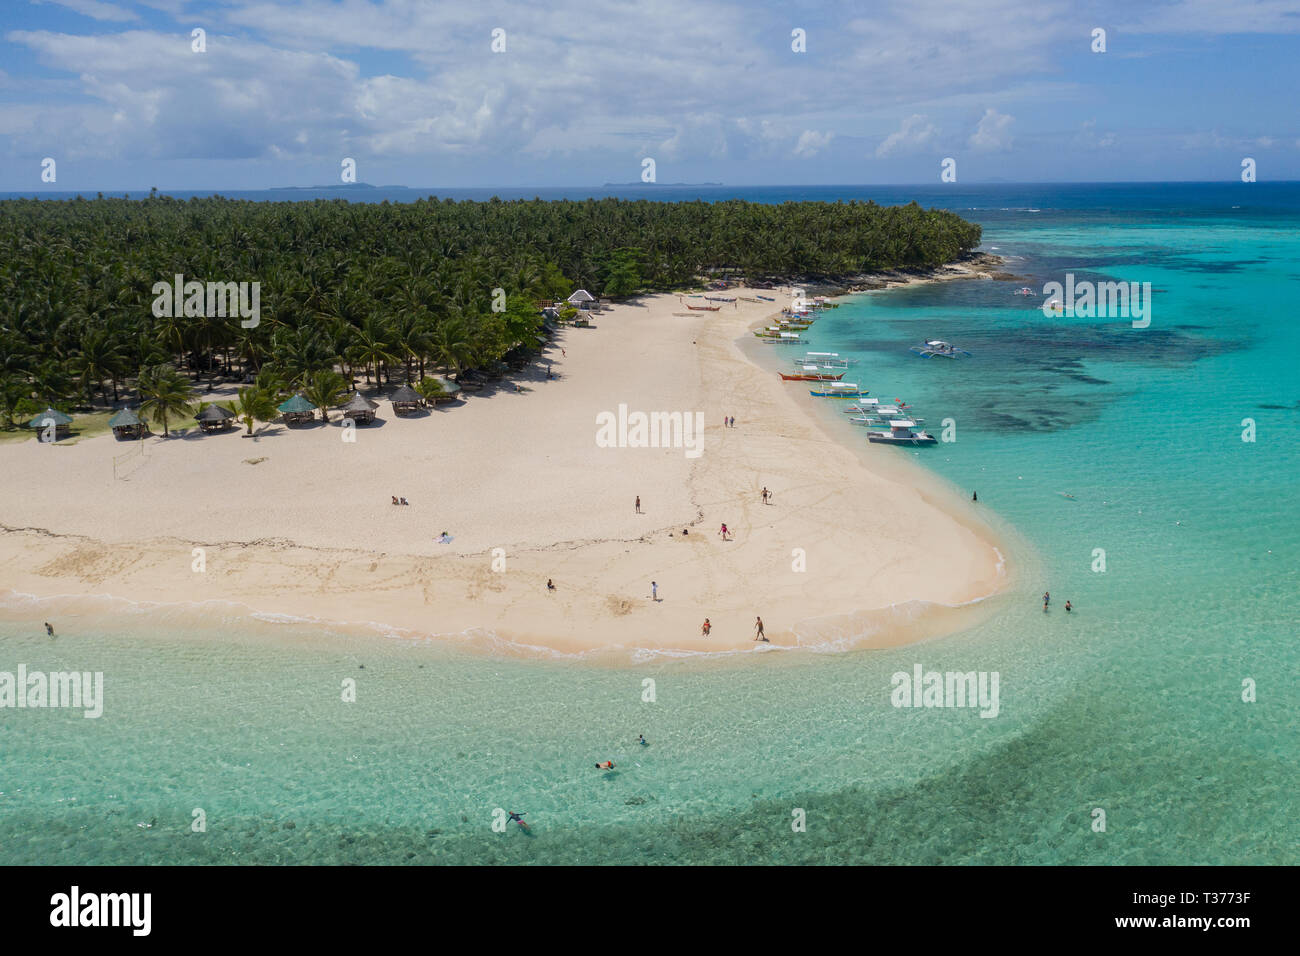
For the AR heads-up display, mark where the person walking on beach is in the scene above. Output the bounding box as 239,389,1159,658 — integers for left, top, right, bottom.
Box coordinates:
44,622,54,637
701,618,711,636
635,495,641,514
507,811,529,830
754,616,767,642
651,581,658,601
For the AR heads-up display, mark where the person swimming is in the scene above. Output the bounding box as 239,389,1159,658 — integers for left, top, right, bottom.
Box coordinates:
507,811,529,830
596,760,615,770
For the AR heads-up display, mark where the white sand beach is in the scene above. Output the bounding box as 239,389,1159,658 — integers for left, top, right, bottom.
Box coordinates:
0,291,1009,656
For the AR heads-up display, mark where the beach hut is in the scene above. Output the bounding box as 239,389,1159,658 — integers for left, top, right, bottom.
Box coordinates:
389,384,423,415
567,289,596,312
108,406,145,440
339,392,378,425
27,407,72,440
431,377,461,405
277,393,317,425
195,403,236,433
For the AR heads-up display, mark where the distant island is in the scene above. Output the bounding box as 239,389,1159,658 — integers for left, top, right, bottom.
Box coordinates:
602,182,723,187
269,182,411,191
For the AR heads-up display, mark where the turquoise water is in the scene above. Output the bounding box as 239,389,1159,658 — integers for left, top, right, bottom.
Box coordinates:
2,184,1297,864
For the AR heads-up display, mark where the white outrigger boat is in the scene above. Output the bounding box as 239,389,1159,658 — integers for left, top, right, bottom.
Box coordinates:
794,351,854,368
809,382,866,398
910,340,971,359
760,331,806,345
866,419,937,445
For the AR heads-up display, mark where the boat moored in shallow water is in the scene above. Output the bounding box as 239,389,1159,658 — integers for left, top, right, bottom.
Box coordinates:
866,419,937,445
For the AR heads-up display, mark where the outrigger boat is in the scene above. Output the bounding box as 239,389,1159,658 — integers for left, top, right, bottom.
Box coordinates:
706,296,736,303
910,340,971,359
684,302,721,312
809,382,866,398
780,366,846,382
756,294,776,301
763,332,805,345
866,419,937,445
794,351,854,367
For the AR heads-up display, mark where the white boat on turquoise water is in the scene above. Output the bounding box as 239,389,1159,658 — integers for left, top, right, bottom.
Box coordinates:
910,340,971,359
866,419,937,445
809,382,865,398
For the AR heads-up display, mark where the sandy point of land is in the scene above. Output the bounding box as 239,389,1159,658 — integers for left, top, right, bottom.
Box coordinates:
0,289,1009,658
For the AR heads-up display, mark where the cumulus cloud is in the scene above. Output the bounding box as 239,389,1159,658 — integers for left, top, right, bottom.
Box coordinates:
969,108,1014,152
32,0,138,22
875,115,939,157
794,130,832,158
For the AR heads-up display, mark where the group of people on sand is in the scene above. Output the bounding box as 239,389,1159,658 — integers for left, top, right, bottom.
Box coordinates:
700,616,767,642
390,496,410,506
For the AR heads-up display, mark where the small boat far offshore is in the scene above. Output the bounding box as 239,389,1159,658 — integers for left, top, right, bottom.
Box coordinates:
910,340,971,359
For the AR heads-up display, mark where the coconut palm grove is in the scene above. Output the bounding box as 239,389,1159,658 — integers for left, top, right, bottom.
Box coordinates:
0,194,980,432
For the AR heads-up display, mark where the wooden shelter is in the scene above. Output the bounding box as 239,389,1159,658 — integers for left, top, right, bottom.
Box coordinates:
195,403,236,433
389,384,423,415
567,289,596,311
277,393,317,425
28,407,72,440
340,392,379,425
108,406,145,440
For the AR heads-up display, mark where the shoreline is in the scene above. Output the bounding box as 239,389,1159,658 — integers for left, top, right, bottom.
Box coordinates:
0,283,1014,661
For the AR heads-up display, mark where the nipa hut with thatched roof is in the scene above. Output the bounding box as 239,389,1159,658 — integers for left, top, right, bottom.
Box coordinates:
277,394,317,425
108,406,145,440
195,403,236,433
340,392,379,425
389,384,423,415
28,407,72,440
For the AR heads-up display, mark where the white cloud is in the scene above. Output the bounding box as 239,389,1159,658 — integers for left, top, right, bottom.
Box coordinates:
875,114,939,157
794,130,832,158
32,0,138,22
969,108,1014,152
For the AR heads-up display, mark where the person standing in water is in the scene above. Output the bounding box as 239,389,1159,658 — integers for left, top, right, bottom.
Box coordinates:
637,735,648,747
973,491,978,502
44,622,54,637
1065,600,1072,613
1043,591,1050,611
754,616,767,642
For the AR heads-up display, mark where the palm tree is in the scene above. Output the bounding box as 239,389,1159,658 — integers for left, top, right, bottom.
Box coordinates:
136,364,194,437
231,386,278,436
427,318,474,380
302,370,347,423
347,316,397,386
71,327,127,405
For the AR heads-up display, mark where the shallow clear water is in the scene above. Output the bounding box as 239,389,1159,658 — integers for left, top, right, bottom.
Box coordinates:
2,183,1297,864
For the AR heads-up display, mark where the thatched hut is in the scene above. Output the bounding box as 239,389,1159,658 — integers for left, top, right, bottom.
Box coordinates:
389,384,423,415
277,393,317,425
27,407,73,440
340,392,379,425
430,377,461,405
108,407,145,440
195,403,236,433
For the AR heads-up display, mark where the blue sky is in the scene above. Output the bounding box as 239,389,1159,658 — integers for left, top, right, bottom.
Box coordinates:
1,0,1298,190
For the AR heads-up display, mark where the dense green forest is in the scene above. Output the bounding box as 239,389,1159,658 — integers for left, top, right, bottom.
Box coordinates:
0,195,980,429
